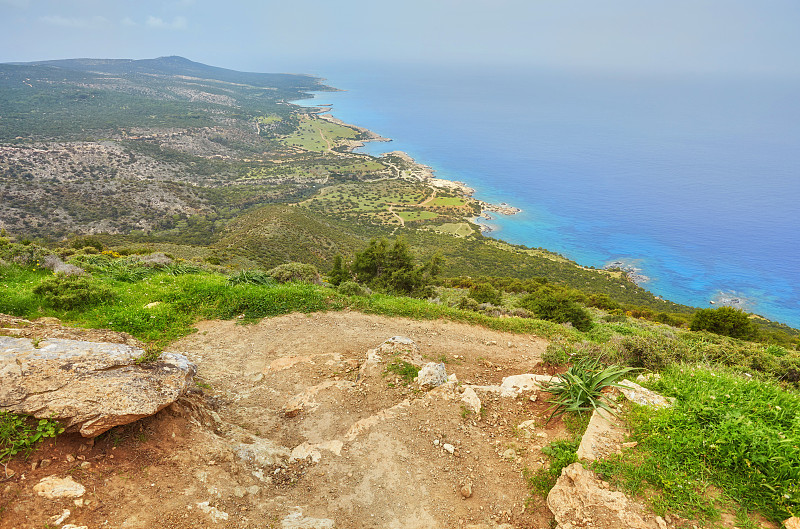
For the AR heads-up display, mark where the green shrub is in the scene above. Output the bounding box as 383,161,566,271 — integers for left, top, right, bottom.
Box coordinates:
267,262,320,284
542,341,574,366
469,282,502,305
619,334,691,371
457,296,480,311
519,293,593,332
690,306,758,341
32,274,114,311
337,281,370,297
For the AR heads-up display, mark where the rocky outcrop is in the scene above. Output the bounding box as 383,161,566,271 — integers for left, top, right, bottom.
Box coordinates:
575,408,627,462
547,463,670,529
0,336,196,436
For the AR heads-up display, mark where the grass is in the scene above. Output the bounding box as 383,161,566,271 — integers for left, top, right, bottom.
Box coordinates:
429,196,466,207
396,210,439,221
593,365,800,523
384,359,419,384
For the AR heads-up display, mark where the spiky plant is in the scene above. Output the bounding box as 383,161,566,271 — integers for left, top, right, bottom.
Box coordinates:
542,357,636,421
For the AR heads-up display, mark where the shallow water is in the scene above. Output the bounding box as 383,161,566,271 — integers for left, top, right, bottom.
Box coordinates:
296,64,800,327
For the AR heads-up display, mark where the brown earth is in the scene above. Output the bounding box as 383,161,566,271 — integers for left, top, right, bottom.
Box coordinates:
1,311,582,529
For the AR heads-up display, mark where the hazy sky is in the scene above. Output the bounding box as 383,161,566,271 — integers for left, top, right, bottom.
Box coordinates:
1,0,799,77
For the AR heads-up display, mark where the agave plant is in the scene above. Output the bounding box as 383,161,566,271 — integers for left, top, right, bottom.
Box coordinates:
541,357,637,421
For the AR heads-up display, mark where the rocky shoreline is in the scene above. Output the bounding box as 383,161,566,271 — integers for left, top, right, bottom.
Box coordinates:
604,260,651,286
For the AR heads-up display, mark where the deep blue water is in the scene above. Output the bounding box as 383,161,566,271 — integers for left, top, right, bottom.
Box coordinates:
295,64,800,328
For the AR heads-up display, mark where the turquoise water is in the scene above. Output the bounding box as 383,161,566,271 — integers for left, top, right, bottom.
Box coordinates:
296,64,800,327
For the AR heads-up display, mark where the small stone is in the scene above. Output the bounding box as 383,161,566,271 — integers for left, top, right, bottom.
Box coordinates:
433,439,440,446
502,448,517,460
62,525,89,529
529,394,537,402
77,455,85,461
443,443,455,454
31,460,39,471
460,482,473,498
461,387,482,415
39,459,52,468
50,508,71,525
196,501,229,523
80,461,92,469
74,499,85,507
622,441,638,449
65,454,76,463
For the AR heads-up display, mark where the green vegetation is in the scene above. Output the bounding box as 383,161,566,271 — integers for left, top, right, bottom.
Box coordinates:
1,412,64,463
385,359,419,384
541,358,636,420
525,438,580,498
349,238,442,298
690,306,759,340
594,367,800,523
518,292,594,332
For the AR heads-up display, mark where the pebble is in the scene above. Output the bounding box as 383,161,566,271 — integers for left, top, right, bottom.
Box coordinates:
460,482,473,498
443,444,455,454
65,454,76,463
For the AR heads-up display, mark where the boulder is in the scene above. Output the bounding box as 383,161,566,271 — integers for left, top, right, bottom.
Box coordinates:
0,336,196,437
547,463,669,529
416,362,448,390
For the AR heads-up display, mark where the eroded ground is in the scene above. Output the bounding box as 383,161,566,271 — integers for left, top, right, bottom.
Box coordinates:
1,311,580,529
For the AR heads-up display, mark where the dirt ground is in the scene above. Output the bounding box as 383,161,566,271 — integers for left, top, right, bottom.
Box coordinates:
1,310,578,529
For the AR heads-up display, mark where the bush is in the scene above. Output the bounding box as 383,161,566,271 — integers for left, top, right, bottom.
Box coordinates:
266,262,320,284
32,274,114,311
690,306,758,341
468,282,502,305
542,341,574,366
619,334,691,371
518,293,593,332
337,281,370,297
457,296,480,311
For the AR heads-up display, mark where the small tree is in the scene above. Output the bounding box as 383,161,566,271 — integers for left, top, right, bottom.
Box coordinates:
690,306,758,341
328,254,349,286
351,238,441,297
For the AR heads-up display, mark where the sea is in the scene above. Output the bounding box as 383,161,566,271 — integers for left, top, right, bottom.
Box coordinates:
294,63,800,328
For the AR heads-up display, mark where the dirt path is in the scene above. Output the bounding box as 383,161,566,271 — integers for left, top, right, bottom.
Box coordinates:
3,311,568,529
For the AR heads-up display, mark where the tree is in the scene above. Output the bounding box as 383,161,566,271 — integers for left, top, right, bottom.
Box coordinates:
351,237,441,297
328,254,349,286
690,306,758,341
